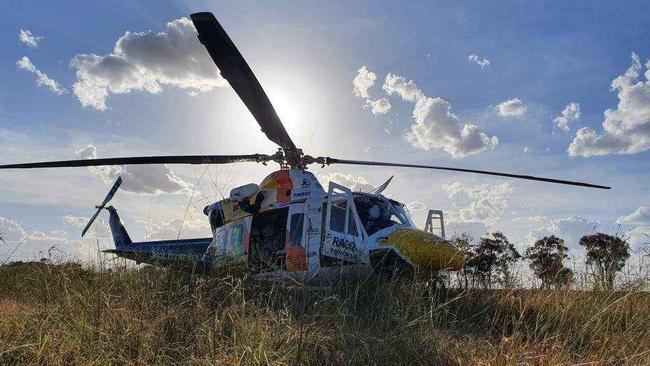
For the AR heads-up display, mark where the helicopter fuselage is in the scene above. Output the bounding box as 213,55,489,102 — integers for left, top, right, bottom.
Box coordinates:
102,170,465,279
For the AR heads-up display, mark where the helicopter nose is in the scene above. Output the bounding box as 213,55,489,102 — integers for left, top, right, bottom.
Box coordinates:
383,228,465,272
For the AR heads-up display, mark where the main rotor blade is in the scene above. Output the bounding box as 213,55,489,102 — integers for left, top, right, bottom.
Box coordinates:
191,12,297,151
325,158,611,190
0,154,264,169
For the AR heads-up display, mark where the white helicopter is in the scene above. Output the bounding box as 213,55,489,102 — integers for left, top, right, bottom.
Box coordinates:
0,12,609,280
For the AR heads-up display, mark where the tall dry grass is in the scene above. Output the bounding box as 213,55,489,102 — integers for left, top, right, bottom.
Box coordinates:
0,261,648,365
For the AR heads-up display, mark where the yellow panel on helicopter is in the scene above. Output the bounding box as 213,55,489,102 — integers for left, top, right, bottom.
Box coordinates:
384,229,465,272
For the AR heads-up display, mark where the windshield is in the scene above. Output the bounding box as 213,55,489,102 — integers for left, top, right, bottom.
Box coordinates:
353,195,414,235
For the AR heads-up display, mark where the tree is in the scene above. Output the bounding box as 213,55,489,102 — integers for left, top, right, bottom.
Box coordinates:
579,233,630,290
467,232,521,289
452,233,475,289
525,235,573,289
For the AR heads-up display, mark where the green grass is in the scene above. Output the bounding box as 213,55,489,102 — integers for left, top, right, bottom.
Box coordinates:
0,261,648,365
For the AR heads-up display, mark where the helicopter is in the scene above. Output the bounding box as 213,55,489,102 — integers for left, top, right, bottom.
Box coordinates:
0,12,610,281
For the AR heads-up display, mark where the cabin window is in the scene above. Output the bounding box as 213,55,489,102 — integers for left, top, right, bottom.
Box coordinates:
329,201,347,233
216,229,228,252
348,212,358,236
209,208,225,233
329,200,359,236
230,224,244,255
290,213,304,247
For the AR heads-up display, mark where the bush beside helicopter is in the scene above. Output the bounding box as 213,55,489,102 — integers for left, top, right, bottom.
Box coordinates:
0,12,609,281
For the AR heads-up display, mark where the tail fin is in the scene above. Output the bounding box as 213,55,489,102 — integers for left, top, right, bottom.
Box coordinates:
105,206,132,247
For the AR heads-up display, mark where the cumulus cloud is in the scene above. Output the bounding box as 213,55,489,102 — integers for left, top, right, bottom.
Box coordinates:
616,206,650,225
553,102,581,132
383,73,497,158
74,145,192,194
18,29,43,48
569,53,650,157
625,226,650,252
526,216,599,249
16,56,67,95
70,17,226,111
353,66,392,115
145,217,210,240
496,98,527,117
468,54,490,69
368,97,392,115
406,200,426,211
383,73,424,103
446,220,490,242
319,172,374,192
0,215,106,262
353,65,376,99
63,215,88,229
512,215,548,223
442,182,512,223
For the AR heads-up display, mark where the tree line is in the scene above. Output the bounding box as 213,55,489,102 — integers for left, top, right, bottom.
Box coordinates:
453,232,631,290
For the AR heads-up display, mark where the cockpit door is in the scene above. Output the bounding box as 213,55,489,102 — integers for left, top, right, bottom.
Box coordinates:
323,182,367,263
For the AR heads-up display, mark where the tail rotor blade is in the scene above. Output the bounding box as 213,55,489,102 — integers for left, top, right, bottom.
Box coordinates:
100,176,122,206
81,207,103,238
81,176,122,238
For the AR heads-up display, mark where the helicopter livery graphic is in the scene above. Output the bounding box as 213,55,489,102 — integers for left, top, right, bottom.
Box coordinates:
0,12,609,280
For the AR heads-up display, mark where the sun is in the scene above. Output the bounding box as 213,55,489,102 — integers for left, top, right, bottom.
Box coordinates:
270,93,299,130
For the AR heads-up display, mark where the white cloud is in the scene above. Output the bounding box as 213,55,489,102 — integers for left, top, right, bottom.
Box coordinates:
569,53,650,157
526,216,599,249
625,226,650,252
74,145,192,194
383,73,424,103
319,172,374,192
16,56,67,95
616,206,650,225
353,66,392,115
512,215,547,223
353,65,376,99
446,220,490,242
0,215,107,263
523,146,533,153
18,29,43,48
553,102,581,132
406,200,426,211
145,217,210,240
496,98,527,117
383,73,497,158
468,54,490,69
442,182,512,223
63,215,88,229
70,17,226,111
369,97,391,115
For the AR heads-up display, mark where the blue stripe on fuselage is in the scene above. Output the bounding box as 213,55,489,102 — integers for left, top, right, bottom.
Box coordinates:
104,237,213,265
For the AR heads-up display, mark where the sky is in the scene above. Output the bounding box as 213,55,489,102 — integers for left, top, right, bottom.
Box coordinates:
0,0,649,265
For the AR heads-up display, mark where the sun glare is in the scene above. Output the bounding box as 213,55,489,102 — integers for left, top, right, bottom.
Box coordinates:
270,93,299,130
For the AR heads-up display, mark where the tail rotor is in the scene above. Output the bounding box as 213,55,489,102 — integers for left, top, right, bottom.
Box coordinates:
81,176,122,237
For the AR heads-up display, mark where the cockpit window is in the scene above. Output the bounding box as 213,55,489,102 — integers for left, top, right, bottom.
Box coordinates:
208,208,225,233
354,195,413,235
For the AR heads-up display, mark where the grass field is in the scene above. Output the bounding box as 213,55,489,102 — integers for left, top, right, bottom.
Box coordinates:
0,261,648,365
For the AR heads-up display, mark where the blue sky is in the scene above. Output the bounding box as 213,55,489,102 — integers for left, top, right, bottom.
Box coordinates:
0,0,649,263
